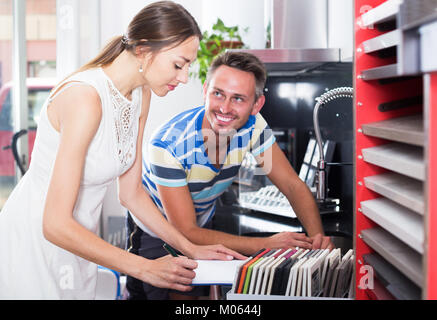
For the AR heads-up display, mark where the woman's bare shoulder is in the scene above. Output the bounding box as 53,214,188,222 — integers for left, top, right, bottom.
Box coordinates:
56,84,102,119
49,83,102,134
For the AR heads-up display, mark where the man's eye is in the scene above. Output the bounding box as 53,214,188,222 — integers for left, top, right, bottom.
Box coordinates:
214,91,222,97
175,64,182,70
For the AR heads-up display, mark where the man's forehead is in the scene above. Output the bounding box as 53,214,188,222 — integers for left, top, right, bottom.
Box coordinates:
208,66,256,95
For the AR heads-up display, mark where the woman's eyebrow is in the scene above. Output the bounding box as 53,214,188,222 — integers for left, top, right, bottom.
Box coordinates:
179,56,191,63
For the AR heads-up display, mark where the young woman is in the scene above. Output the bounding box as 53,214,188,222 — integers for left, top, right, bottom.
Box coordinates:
0,1,243,299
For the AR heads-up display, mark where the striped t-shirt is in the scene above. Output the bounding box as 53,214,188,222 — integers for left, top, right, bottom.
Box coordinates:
131,106,275,237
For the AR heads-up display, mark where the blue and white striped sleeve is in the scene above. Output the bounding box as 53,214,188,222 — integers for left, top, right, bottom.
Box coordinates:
147,142,187,188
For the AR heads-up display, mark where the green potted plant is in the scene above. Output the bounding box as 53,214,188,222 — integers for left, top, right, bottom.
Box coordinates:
193,18,248,84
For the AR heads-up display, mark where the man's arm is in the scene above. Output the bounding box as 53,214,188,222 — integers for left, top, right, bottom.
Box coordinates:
257,142,334,250
156,183,313,256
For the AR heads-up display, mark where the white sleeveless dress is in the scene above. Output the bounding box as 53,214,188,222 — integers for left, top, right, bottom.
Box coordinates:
0,68,142,299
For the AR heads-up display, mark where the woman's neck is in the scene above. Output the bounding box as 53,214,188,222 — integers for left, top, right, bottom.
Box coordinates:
102,51,149,99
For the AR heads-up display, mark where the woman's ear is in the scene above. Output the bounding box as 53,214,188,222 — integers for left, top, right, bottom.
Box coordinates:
135,44,154,71
135,44,149,58
134,39,151,57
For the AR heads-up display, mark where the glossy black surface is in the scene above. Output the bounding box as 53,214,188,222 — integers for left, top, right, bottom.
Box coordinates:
261,62,354,217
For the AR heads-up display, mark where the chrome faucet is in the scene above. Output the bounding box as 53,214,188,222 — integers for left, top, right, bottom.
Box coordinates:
313,87,354,202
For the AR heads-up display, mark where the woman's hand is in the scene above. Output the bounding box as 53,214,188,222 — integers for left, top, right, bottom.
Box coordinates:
137,255,198,292
187,244,247,261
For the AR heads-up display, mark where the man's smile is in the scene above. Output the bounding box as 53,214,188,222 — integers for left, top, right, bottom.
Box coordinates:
215,112,235,123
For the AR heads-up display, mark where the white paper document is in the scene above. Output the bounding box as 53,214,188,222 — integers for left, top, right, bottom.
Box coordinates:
192,260,246,285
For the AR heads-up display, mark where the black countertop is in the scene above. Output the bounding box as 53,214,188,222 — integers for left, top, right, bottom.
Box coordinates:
212,189,354,252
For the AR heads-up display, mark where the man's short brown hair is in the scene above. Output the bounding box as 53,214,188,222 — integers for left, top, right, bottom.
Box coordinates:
205,51,267,101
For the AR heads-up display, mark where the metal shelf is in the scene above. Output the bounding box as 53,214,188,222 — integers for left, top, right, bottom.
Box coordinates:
362,29,400,53
355,0,437,300
364,173,424,215
360,0,402,28
361,198,424,254
362,143,425,181
362,114,424,146
361,227,423,287
361,63,398,80
399,0,437,31
363,252,422,299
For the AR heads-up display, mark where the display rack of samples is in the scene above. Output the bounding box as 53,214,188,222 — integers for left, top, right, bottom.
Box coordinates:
227,248,355,300
354,0,437,299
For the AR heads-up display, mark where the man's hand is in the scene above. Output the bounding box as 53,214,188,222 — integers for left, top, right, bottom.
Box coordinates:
264,232,313,250
310,233,335,250
188,244,247,261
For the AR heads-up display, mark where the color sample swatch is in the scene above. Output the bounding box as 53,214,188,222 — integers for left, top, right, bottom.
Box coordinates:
231,248,354,298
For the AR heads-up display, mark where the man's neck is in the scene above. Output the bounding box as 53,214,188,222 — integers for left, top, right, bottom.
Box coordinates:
203,132,232,169
201,114,235,169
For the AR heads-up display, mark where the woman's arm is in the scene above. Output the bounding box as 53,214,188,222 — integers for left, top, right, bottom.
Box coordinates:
117,89,193,251
42,85,198,292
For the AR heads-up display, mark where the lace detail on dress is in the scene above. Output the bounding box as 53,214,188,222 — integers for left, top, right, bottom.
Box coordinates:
107,80,136,169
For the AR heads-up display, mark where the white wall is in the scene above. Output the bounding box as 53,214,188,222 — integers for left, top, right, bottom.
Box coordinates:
201,0,266,50
328,0,354,61
56,0,101,78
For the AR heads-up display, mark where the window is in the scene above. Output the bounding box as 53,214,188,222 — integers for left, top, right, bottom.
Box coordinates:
0,0,56,209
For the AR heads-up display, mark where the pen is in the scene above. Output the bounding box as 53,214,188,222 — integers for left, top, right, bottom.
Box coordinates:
163,243,180,257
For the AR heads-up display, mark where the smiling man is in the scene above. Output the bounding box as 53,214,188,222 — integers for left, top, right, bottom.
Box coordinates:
126,51,334,300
